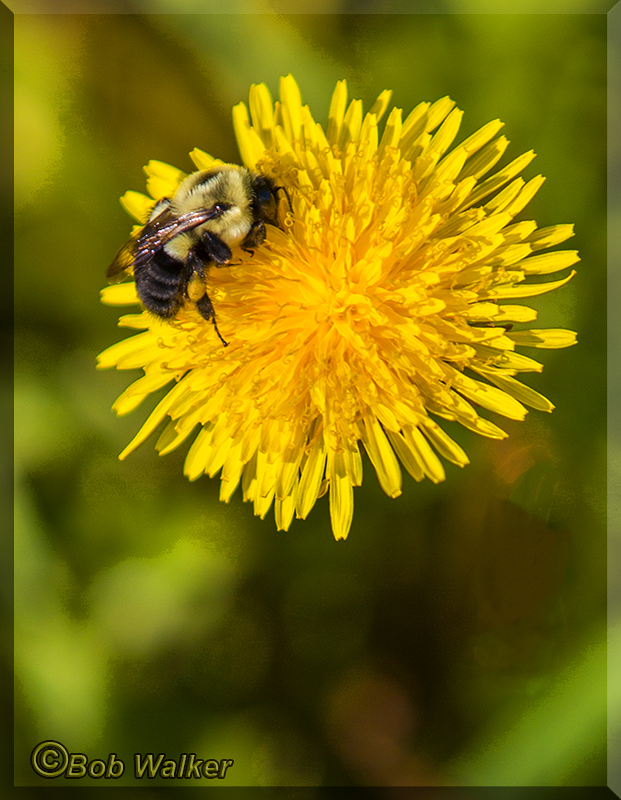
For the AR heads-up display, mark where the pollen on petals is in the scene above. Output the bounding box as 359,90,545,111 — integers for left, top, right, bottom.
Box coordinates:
99,75,577,540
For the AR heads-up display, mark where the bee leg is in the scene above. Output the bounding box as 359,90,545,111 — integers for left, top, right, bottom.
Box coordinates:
211,318,228,347
196,293,228,347
241,221,266,256
195,231,233,267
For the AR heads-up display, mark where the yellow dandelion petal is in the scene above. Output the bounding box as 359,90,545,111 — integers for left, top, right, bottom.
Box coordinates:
507,329,578,349
458,118,504,157
504,174,546,217
426,96,457,131
527,223,575,250
296,434,326,520
378,106,403,155
327,78,348,143
328,450,354,541
338,98,363,150
279,73,304,143
359,110,379,155
205,437,232,480
113,372,177,416
248,82,275,149
219,442,245,503
473,346,543,374
118,380,190,461
118,312,150,329
156,418,196,457
100,284,140,306
403,426,446,484
478,372,555,413
519,250,580,275
99,76,578,539
427,107,464,160
184,424,214,481
189,147,225,171
368,89,393,123
275,493,297,532
96,331,157,370
483,270,576,300
419,418,470,467
252,452,277,519
232,101,267,169
495,305,538,323
143,160,187,200
361,416,402,498
459,150,537,211
399,100,430,144
143,159,185,183
120,191,154,223
448,370,528,421
484,178,527,215
459,134,509,181
384,429,425,482
277,442,305,501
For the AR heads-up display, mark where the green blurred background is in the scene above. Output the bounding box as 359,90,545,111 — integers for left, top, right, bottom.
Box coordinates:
14,6,607,788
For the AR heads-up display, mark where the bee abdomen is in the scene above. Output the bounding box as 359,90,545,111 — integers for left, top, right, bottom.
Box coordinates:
135,249,186,318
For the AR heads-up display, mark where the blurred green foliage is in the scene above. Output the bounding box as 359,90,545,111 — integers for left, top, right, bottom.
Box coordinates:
14,8,606,788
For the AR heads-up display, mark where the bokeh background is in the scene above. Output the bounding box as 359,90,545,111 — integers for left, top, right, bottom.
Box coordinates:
14,5,607,789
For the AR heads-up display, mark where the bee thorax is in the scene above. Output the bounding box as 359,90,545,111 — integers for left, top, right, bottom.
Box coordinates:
212,213,253,246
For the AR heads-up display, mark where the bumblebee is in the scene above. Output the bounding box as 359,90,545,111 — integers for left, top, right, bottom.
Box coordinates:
107,165,287,346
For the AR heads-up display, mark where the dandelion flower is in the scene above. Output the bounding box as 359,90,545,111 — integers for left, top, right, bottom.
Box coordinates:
98,75,578,540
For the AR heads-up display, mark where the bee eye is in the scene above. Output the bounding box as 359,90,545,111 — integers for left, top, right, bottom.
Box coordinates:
255,188,277,223
255,187,273,207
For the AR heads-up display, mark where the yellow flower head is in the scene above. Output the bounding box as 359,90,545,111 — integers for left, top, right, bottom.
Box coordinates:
98,75,577,540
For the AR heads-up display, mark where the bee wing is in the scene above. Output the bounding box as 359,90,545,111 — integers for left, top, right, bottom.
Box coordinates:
106,207,221,283
106,234,141,282
144,208,221,250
